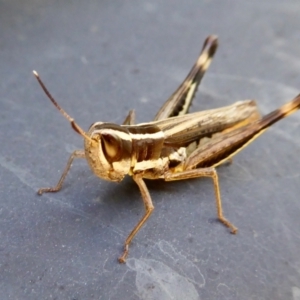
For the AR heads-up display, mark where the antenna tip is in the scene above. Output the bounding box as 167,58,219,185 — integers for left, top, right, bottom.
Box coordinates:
33,70,39,77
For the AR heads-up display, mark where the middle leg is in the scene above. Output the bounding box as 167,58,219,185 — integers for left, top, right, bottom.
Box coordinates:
164,167,237,234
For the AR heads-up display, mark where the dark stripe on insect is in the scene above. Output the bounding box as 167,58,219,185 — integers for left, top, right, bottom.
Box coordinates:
126,124,165,162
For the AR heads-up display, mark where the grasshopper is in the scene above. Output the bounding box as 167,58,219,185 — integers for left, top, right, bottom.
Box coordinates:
33,35,300,263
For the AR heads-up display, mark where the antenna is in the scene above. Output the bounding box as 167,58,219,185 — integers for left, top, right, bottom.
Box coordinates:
33,71,92,142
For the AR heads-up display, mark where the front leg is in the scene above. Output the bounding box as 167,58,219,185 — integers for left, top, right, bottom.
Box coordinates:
164,167,237,234
122,109,135,125
118,174,154,263
38,150,85,195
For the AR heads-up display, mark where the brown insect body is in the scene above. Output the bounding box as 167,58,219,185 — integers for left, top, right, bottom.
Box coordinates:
83,100,260,182
33,35,300,263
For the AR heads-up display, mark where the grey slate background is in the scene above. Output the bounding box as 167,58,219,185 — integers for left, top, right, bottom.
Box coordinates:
1,1,300,299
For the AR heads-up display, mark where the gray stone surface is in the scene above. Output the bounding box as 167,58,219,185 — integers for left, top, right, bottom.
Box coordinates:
1,1,300,299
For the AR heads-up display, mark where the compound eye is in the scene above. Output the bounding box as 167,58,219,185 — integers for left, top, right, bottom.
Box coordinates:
101,132,122,162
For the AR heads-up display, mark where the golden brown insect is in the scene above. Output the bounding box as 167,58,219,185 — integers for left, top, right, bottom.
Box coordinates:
33,35,300,263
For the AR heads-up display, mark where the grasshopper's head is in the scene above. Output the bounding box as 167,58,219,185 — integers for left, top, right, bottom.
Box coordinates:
33,71,132,182
84,123,132,182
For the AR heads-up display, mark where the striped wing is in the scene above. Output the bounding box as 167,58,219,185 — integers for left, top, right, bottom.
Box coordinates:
153,100,260,147
183,94,300,169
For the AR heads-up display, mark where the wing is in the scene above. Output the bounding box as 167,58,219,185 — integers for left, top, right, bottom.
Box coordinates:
183,94,300,169
153,35,218,121
154,100,260,147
